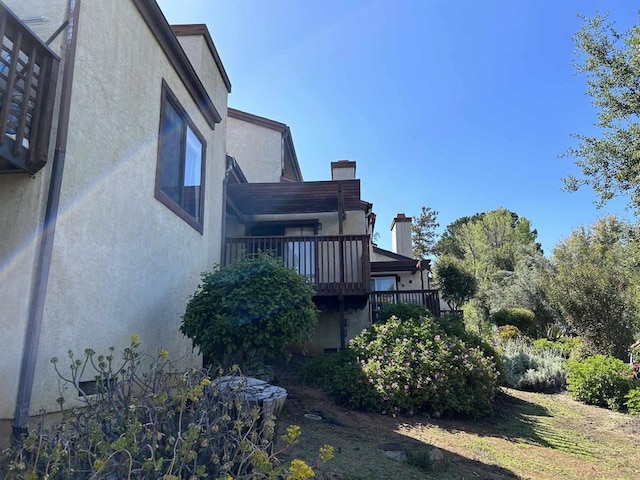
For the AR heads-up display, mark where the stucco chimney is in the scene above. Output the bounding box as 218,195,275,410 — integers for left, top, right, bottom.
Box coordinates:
391,213,413,258
331,160,356,180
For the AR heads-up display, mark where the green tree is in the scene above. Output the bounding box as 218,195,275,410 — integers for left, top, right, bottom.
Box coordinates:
434,209,542,330
563,12,640,211
487,244,558,332
433,257,478,310
180,253,319,368
547,216,638,359
411,206,439,259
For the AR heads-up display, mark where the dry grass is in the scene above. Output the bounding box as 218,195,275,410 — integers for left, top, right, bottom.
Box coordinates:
274,370,640,480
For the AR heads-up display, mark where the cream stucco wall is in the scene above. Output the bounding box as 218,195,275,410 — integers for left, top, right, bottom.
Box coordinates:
0,0,68,421
227,116,282,182
235,209,367,237
0,0,229,421
304,308,370,356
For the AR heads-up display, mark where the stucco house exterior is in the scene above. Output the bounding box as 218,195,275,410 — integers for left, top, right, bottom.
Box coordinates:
0,0,443,446
370,213,440,322
0,0,230,442
223,109,441,353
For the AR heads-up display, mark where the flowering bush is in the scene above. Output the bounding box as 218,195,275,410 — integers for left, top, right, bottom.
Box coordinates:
305,316,500,418
0,337,331,480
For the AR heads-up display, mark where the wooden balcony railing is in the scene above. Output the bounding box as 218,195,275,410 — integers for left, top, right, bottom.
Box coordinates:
0,3,60,174
224,235,371,296
371,289,441,321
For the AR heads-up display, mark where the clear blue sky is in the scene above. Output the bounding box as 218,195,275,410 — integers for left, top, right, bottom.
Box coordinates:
157,0,636,255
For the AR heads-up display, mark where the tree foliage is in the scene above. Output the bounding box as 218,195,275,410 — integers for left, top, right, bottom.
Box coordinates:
547,216,638,359
433,257,478,310
563,13,640,210
181,253,318,368
434,209,542,326
411,206,439,259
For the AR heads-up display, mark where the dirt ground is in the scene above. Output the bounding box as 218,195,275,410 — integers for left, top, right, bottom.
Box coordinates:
273,368,640,480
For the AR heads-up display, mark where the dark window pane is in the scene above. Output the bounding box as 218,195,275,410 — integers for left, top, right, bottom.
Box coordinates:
159,99,183,205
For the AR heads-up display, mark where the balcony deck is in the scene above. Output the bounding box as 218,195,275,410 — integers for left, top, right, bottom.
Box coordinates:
0,4,60,174
224,235,371,297
370,289,441,321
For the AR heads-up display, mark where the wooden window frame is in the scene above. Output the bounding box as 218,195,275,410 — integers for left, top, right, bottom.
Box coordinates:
155,80,207,233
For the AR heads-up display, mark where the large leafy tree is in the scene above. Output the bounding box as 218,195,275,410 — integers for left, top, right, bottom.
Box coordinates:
411,206,439,259
434,209,542,329
563,12,640,210
547,216,638,359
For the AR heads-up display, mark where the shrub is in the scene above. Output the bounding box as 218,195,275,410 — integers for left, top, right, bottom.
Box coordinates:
497,325,522,341
491,307,535,335
181,253,318,368
625,387,640,415
501,338,566,393
566,355,634,410
304,316,500,418
377,303,430,323
0,337,331,480
533,337,582,359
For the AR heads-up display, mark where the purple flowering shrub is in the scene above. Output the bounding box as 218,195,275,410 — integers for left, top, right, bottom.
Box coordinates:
304,316,500,418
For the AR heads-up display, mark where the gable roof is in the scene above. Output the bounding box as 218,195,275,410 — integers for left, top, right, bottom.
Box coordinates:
132,0,222,128
171,24,232,93
228,108,303,182
371,247,430,273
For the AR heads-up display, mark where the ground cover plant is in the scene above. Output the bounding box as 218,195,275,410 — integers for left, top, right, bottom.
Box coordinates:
0,337,331,480
303,314,501,418
181,252,318,369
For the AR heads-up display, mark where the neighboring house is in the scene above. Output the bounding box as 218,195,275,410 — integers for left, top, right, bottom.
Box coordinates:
226,107,302,183
223,110,442,353
0,0,230,443
371,214,439,322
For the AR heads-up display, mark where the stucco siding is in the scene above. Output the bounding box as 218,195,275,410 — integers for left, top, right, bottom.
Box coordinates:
227,117,282,183
1,0,228,418
0,0,69,420
305,308,370,356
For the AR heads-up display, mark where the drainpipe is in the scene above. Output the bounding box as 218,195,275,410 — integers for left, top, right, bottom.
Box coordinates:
13,0,81,440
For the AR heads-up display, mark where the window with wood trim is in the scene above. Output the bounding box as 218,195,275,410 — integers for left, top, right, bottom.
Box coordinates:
155,80,206,232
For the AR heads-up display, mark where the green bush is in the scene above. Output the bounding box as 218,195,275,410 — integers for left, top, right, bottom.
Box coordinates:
491,308,535,336
303,316,500,418
0,337,331,479
533,337,582,359
566,355,634,410
625,387,640,415
377,303,430,323
497,325,522,341
501,338,566,393
181,253,318,368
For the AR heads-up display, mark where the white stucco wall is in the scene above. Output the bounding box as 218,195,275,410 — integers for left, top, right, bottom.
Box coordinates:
227,116,282,182
0,0,229,420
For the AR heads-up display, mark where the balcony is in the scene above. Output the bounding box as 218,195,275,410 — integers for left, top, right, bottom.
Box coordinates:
370,289,441,322
0,3,60,174
224,235,371,297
